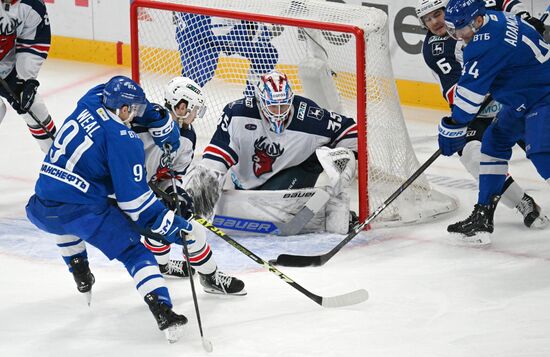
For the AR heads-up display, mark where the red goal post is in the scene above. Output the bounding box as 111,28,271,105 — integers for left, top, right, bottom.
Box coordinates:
130,0,457,226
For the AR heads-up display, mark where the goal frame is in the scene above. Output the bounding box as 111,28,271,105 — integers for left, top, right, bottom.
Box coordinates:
130,0,370,221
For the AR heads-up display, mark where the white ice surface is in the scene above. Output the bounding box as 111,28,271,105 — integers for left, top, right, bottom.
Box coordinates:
1,60,550,357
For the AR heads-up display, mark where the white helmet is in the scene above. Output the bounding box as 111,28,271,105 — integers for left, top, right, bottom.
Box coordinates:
164,77,206,125
415,0,447,27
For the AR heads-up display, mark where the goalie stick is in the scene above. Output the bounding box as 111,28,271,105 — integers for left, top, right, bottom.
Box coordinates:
0,77,55,140
148,181,367,306
270,149,442,267
193,217,368,308
162,145,213,352
149,180,330,236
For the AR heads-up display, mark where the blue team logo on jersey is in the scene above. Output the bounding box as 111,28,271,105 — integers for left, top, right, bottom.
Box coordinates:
432,42,445,56
307,107,324,120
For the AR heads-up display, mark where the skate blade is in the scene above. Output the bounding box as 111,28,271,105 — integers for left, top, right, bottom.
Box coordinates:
164,323,186,343
530,215,550,229
84,291,92,307
449,232,491,246
202,287,247,296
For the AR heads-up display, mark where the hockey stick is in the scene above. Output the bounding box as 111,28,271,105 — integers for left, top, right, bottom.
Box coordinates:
193,217,368,308
0,77,55,140
540,5,550,23
162,145,213,353
149,179,329,236
271,149,442,267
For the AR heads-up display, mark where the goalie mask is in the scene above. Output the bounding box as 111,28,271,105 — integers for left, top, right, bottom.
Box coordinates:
255,71,294,135
164,77,206,126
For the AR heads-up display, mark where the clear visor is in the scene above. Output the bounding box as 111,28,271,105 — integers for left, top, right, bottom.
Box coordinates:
445,19,475,40
129,102,147,118
173,102,206,122
124,102,147,123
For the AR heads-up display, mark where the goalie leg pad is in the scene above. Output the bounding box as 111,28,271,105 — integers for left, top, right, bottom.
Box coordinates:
214,188,328,234
0,100,5,126
325,192,351,234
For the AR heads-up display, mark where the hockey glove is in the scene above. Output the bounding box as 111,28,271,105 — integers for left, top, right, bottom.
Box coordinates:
151,209,192,245
141,103,181,152
163,185,195,220
9,79,40,114
438,116,467,156
519,12,546,36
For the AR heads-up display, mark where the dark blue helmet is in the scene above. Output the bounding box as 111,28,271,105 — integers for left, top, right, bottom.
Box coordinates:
445,0,485,30
102,76,147,118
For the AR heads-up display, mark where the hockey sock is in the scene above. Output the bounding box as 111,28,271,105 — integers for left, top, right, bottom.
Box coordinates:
500,177,524,209
529,153,550,181
56,235,88,271
478,154,508,205
143,236,171,266
187,241,216,275
118,244,172,306
25,115,56,154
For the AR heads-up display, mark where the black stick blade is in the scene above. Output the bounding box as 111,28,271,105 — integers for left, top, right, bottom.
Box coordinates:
271,254,324,267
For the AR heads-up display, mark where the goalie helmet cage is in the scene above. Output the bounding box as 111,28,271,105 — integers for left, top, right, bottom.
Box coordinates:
130,0,457,225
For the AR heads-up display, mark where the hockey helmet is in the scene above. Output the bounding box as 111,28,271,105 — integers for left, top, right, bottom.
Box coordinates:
164,76,206,125
102,76,147,121
255,71,294,134
416,0,448,27
445,0,486,38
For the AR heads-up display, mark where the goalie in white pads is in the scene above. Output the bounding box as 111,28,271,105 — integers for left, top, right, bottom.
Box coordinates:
183,70,358,235
131,76,245,295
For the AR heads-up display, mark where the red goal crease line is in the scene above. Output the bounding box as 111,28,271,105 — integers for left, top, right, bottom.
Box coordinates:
130,0,369,222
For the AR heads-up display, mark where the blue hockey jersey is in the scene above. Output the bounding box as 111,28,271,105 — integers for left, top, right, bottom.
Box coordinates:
422,0,528,106
451,11,550,124
34,84,166,229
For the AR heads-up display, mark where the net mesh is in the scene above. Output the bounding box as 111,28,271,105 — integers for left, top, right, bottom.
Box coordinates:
132,0,457,224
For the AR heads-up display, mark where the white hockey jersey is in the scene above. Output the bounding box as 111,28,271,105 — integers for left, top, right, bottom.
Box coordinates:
202,95,357,189
0,0,50,80
131,122,196,183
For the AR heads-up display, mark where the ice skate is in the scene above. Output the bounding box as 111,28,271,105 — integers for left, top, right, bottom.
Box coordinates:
159,259,194,278
199,269,246,296
516,194,549,229
447,196,500,245
144,293,188,343
69,256,95,306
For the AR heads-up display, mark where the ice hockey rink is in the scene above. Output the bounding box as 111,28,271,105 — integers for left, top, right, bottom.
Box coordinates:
1,59,550,357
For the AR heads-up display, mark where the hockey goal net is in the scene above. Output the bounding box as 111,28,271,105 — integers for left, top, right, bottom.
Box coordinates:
130,0,457,225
